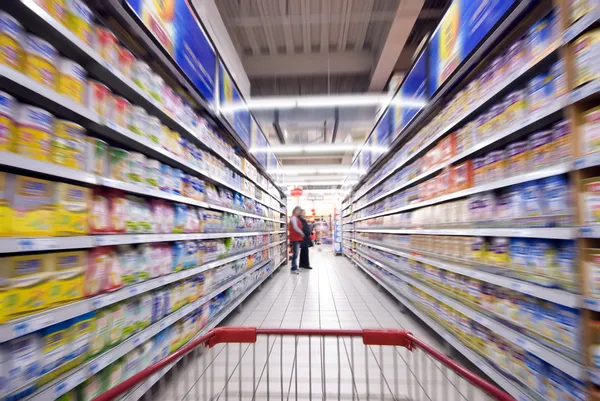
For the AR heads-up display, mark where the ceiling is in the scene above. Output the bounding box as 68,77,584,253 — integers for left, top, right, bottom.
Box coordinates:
215,0,449,192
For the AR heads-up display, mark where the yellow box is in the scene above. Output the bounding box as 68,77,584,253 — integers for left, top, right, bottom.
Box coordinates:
0,172,9,236
54,183,90,235
0,12,22,72
15,105,54,163
7,174,55,236
48,251,86,305
0,253,52,322
23,35,57,89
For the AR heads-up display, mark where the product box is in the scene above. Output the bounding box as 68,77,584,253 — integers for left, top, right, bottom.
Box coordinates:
451,161,473,191
54,183,90,235
583,177,600,224
49,251,86,305
4,174,55,236
582,106,600,155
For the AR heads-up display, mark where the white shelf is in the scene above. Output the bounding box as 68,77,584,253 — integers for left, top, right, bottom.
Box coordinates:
579,226,600,238
352,162,572,222
0,241,284,343
353,240,580,308
354,40,562,203
574,153,600,170
17,256,275,401
564,8,600,42
0,152,98,185
568,79,600,105
353,260,536,401
583,297,600,312
354,227,575,240
0,232,283,254
354,252,584,380
121,258,284,401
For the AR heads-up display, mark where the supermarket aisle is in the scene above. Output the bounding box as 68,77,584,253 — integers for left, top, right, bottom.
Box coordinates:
156,247,488,401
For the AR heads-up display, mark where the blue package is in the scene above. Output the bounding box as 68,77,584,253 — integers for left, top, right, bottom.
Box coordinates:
161,290,170,319
151,292,162,324
173,203,188,233
555,240,576,289
521,181,545,220
546,366,585,401
542,175,570,226
528,74,549,112
526,17,550,59
184,241,198,269
172,241,185,272
39,322,69,376
510,238,528,271
171,168,182,195
528,239,554,277
553,304,580,352
69,312,94,361
159,164,172,193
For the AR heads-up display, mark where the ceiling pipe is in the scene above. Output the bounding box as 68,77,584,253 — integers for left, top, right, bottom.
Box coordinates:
331,107,339,143
273,110,286,144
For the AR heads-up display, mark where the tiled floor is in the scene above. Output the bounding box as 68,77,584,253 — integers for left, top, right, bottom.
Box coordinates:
157,247,492,401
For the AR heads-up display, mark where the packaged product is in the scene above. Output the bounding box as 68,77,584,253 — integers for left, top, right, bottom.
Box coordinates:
505,141,529,177
554,241,576,288
5,334,41,394
39,322,70,376
49,251,86,305
172,168,183,195
87,80,112,118
93,26,119,66
488,237,509,267
79,374,103,401
551,120,571,162
584,177,600,224
138,294,152,330
56,58,86,104
1,253,52,320
506,39,526,76
137,243,152,280
132,60,152,92
513,349,546,395
107,303,125,346
503,90,527,124
84,247,107,296
23,35,57,88
69,312,94,361
86,137,108,176
529,130,553,169
4,174,55,236
573,29,600,87
111,96,130,128
521,181,545,222
546,366,586,401
485,150,505,182
529,239,555,277
510,238,529,272
582,106,600,154
149,73,164,103
527,75,549,113
542,175,571,225
53,120,86,170
127,151,146,184
585,248,600,297
103,359,124,390
15,105,54,162
147,116,162,144
122,299,138,338
172,241,185,272
549,60,567,99
128,105,147,136
118,47,135,79
54,183,90,235
0,90,17,152
65,0,93,46
0,11,23,70
108,147,129,181
472,157,486,186
117,244,137,285
526,17,551,60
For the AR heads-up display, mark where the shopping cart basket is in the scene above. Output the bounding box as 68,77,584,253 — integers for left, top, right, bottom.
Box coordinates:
93,327,515,401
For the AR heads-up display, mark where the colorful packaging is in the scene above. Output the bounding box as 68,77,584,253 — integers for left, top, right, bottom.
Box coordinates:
5,174,55,236
146,159,160,188
23,35,57,88
107,303,125,346
585,177,600,224
111,96,130,128
147,116,161,144
573,30,600,87
127,152,145,184
56,58,86,104
54,183,90,235
555,241,576,288
49,251,86,305
549,60,567,99
527,75,548,113
39,322,70,376
543,175,570,225
503,90,527,124
118,47,135,79
485,150,505,182
506,141,529,177
15,105,54,162
586,248,600,297
510,238,529,272
1,253,52,320
93,26,119,66
529,130,554,169
132,60,152,92
0,11,23,70
128,105,147,136
53,120,86,170
5,334,42,393
527,17,551,60
87,80,112,118
472,157,486,186
86,137,108,176
582,106,600,154
552,120,571,162
0,90,16,153
109,147,129,181
65,0,93,46
69,312,93,361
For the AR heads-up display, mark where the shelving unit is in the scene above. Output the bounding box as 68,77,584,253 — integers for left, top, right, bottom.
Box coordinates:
342,1,600,400
0,0,288,400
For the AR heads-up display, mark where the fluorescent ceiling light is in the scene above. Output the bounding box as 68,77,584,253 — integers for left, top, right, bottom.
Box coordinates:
220,94,427,112
251,143,361,154
279,180,358,186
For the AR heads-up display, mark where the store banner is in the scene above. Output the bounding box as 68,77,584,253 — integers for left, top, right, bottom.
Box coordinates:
429,0,516,93
401,52,428,128
125,0,216,104
220,63,250,148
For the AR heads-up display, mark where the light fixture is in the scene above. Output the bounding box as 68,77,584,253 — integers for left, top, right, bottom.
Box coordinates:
220,94,427,112
251,143,361,154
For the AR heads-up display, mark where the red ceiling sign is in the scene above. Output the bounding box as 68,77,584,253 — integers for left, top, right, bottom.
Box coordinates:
290,187,303,197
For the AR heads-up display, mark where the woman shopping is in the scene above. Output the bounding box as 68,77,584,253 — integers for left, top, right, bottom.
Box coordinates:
299,209,313,269
288,206,304,274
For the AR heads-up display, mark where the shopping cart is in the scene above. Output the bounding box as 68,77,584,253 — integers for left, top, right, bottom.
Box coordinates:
93,327,515,401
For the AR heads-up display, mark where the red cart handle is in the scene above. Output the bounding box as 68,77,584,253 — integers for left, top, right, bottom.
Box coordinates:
91,327,515,401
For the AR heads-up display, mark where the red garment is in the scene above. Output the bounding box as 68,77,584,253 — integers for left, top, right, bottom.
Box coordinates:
288,217,303,242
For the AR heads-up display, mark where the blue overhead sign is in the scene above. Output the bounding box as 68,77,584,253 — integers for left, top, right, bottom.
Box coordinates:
125,0,216,104
220,62,250,147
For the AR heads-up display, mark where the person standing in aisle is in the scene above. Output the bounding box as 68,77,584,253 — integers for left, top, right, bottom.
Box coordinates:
299,209,313,269
289,206,304,274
